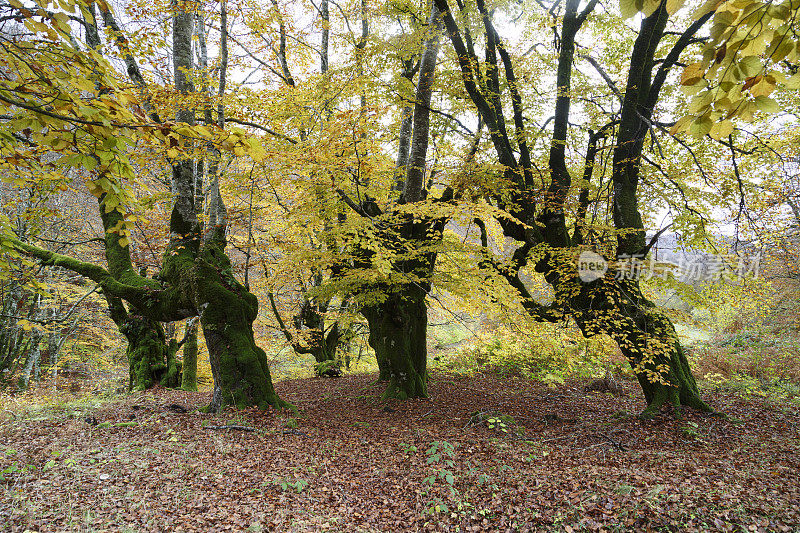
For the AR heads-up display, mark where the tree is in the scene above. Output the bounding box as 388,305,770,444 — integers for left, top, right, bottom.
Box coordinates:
431,0,718,416
332,2,453,399
0,0,288,411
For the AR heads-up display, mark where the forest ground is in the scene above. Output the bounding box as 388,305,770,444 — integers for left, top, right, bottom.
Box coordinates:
1,373,798,532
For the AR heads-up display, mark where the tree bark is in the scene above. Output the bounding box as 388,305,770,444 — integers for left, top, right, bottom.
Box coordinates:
362,282,428,399
196,243,289,412
105,293,172,390
571,276,711,418
401,4,442,204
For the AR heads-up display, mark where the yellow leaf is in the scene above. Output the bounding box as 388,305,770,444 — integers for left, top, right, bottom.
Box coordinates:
666,0,686,14
669,115,692,135
754,95,779,114
709,120,734,139
738,56,762,78
750,76,776,97
641,0,662,16
681,62,706,86
785,72,800,90
620,0,638,19
693,0,724,20
689,115,713,138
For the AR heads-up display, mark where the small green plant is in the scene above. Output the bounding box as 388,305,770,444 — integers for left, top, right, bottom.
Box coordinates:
485,416,508,433
681,421,705,440
422,441,458,514
272,475,308,493
283,417,299,429
0,461,35,482
313,360,342,378
398,442,418,454
467,411,521,435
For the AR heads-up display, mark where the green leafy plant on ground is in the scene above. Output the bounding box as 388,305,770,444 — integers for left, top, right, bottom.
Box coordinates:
270,475,309,493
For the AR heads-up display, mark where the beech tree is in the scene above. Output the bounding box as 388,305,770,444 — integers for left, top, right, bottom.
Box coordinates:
0,0,288,411
345,3,448,399
430,0,722,416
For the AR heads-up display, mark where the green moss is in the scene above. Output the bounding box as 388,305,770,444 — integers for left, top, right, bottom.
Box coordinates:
364,288,430,401
161,338,183,388
123,315,168,391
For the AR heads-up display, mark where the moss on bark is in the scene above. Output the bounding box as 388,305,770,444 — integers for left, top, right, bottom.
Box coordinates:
161,338,183,388
121,313,168,391
573,278,712,419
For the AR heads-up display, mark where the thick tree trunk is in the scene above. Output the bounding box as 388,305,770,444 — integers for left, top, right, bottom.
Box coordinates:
362,283,428,400
308,327,339,364
197,243,289,412
358,2,443,394
181,320,198,391
104,294,172,391
571,277,712,418
121,314,169,391
609,306,710,418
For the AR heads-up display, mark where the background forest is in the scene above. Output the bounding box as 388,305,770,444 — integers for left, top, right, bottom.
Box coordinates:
1,0,800,528
0,0,798,409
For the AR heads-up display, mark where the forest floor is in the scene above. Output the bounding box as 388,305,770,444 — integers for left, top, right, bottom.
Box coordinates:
1,373,798,532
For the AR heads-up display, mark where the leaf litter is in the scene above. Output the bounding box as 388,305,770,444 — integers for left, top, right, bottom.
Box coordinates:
0,372,798,532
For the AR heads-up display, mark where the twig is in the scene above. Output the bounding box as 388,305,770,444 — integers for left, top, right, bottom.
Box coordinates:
202,425,257,432
595,432,627,451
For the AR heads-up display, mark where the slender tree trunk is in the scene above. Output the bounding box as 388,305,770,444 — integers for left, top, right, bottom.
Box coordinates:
320,0,329,74
19,330,42,390
401,4,442,204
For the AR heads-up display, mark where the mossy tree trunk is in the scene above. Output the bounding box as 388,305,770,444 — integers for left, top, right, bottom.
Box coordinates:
299,304,341,364
162,337,183,388
105,294,173,391
570,277,711,418
267,290,345,365
181,320,198,391
197,241,289,412
362,283,428,400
